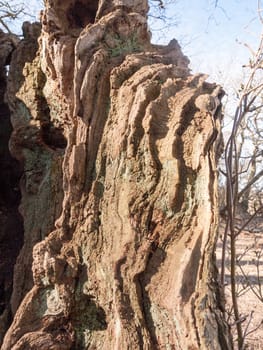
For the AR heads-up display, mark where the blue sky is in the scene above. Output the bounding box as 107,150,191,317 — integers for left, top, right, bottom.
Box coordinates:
150,0,262,86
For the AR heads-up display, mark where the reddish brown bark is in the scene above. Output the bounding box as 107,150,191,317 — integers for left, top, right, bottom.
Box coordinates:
1,1,231,349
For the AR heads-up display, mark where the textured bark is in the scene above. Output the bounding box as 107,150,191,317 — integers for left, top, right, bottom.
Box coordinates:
1,1,232,349
0,30,23,344
5,22,65,319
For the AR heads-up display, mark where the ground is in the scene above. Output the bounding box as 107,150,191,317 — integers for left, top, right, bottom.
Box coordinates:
217,213,263,349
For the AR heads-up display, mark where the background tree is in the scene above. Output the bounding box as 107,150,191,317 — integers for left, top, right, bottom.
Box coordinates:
0,0,32,33
219,11,263,348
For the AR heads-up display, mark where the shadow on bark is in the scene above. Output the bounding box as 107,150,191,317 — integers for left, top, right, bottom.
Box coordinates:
138,246,167,346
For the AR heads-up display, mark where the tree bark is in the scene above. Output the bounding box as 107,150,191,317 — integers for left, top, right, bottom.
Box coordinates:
0,29,23,345
1,1,232,349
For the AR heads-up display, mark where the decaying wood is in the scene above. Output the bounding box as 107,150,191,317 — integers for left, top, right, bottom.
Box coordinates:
1,0,231,349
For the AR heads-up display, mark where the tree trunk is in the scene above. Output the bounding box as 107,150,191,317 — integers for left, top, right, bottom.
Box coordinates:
0,30,23,344
1,1,232,349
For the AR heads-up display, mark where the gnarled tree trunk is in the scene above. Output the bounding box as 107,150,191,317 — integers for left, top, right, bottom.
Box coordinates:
1,1,232,349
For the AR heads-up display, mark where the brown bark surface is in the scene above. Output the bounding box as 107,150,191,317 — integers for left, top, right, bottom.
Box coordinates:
1,1,231,349
0,30,24,344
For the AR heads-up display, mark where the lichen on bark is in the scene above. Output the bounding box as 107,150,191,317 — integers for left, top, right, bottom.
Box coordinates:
1,1,232,349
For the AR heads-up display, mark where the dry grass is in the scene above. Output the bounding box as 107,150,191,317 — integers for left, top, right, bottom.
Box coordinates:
217,214,263,349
